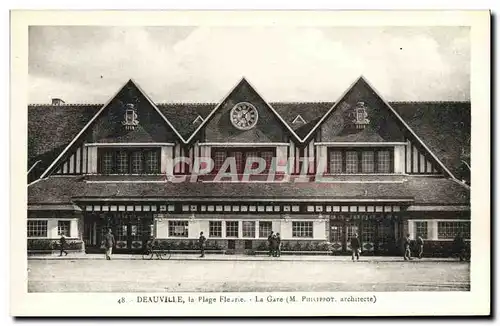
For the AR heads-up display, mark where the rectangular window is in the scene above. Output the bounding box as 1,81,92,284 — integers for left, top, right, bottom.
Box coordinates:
213,151,226,172
145,150,159,174
211,148,276,175
414,221,428,239
116,150,128,174
58,221,71,237
437,221,470,240
226,221,239,238
261,151,274,172
102,152,113,174
259,221,273,238
292,221,313,238
168,221,189,237
99,148,160,174
27,220,47,237
131,151,143,174
327,148,394,174
329,151,343,173
345,151,358,173
361,151,375,173
377,150,391,173
209,221,222,238
242,221,256,238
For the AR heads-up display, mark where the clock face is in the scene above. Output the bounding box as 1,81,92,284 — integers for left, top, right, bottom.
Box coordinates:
230,102,259,130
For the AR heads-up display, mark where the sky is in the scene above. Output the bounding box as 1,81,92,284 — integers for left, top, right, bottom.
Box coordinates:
28,26,470,104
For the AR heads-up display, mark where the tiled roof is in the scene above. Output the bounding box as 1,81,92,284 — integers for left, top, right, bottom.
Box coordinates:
28,175,469,206
28,101,470,181
390,102,470,179
156,103,215,139
271,102,333,138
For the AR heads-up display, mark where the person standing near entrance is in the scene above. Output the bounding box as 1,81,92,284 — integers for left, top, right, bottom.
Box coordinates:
267,231,274,256
403,233,412,260
350,233,361,261
103,228,115,260
59,233,68,256
199,231,207,258
416,235,424,259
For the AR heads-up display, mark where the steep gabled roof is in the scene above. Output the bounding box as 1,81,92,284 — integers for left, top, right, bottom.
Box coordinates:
37,79,185,179
184,77,304,144
303,76,463,180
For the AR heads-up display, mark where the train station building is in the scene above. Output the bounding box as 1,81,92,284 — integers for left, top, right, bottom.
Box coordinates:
27,76,470,256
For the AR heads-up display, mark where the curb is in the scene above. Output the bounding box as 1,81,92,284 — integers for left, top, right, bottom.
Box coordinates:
28,256,464,263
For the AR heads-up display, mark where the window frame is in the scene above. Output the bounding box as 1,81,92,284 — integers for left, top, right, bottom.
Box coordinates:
292,221,314,238
225,221,239,238
414,221,428,240
168,220,189,238
258,221,273,238
210,147,277,174
27,220,48,238
437,221,470,240
242,221,256,238
327,147,394,174
57,220,71,237
98,148,161,175
209,221,222,238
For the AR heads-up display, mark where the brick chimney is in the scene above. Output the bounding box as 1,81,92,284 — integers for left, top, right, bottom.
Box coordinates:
51,98,65,106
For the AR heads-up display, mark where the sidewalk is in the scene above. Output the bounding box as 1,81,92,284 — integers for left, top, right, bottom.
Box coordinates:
28,253,462,263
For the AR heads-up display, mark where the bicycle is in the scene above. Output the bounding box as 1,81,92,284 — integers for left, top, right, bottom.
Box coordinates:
142,244,171,260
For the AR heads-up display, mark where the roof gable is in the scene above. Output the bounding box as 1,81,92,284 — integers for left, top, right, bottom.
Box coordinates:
306,76,458,179
186,78,302,143
38,79,182,179
272,102,332,138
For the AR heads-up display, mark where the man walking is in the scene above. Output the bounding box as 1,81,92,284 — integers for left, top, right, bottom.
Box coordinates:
404,233,412,261
199,231,207,258
103,228,115,260
267,231,274,256
275,233,282,257
350,233,361,261
59,233,68,256
416,234,424,259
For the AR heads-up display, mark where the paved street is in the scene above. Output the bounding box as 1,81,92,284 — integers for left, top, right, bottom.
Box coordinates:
28,256,470,292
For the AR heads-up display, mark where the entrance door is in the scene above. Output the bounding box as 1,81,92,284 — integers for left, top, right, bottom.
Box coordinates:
361,220,376,253
376,218,395,255
345,223,359,251
329,222,344,252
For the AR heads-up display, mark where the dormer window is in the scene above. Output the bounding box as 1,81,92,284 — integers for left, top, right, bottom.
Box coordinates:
122,103,139,130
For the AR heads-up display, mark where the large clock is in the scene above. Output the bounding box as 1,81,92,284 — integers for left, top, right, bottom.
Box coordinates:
230,102,259,130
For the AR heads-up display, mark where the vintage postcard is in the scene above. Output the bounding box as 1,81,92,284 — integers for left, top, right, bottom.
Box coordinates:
10,10,490,316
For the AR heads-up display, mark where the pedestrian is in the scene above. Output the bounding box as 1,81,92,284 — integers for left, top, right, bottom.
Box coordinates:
270,234,278,257
416,234,424,259
59,233,68,256
275,233,282,257
267,231,274,256
453,232,466,261
199,231,207,258
102,228,115,260
404,233,412,260
350,233,361,261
